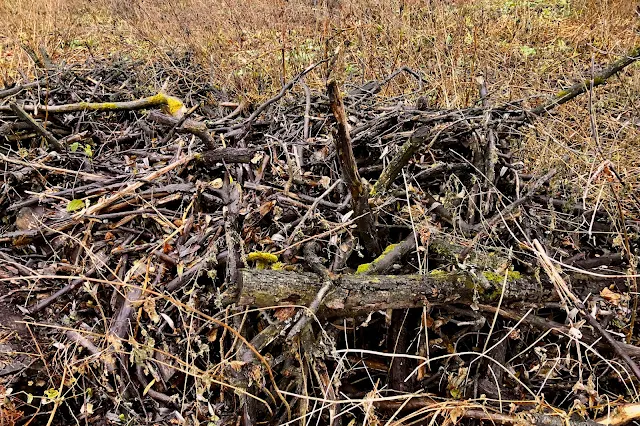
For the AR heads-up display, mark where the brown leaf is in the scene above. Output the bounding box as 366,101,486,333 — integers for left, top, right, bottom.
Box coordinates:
600,287,621,305
228,360,244,372
259,200,276,217
15,206,46,230
274,306,296,321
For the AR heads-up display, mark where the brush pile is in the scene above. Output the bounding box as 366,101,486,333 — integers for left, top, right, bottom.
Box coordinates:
1,51,639,425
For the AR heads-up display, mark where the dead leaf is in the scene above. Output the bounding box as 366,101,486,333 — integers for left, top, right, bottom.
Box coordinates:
319,175,331,189
15,206,46,230
143,298,160,323
600,287,621,305
210,178,223,189
259,200,276,217
274,306,296,321
228,360,244,372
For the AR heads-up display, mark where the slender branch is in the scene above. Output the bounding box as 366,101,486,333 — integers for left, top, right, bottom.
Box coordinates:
371,119,468,196
0,92,185,115
533,239,640,382
230,59,327,130
530,45,640,115
328,80,380,256
0,80,42,99
9,102,64,152
148,110,216,148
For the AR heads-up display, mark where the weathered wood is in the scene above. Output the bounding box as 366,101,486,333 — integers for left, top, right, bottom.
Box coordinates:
148,110,216,147
530,45,640,115
0,92,185,114
327,80,380,256
9,102,64,152
371,125,432,196
238,269,568,317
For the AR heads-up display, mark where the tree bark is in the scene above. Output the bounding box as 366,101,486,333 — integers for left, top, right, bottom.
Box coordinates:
327,80,380,256
237,269,614,318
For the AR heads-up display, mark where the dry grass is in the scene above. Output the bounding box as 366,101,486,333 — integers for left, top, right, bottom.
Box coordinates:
1,0,638,99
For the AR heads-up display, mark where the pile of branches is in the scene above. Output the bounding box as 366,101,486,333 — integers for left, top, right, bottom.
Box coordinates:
0,47,639,425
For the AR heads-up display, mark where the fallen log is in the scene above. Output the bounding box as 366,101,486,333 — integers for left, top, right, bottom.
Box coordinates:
237,269,612,317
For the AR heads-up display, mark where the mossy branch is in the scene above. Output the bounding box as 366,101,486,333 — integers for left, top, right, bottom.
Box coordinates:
531,45,640,115
237,268,609,318
0,92,186,116
371,126,432,196
356,237,414,275
371,119,466,196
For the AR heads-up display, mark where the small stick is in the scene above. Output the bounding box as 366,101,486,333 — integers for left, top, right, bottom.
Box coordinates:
9,102,64,152
286,242,334,340
298,79,312,167
459,168,557,261
229,59,327,131
474,168,557,232
243,181,341,210
286,179,341,245
66,330,115,373
371,119,469,196
478,304,640,358
0,80,43,99
0,153,107,182
29,267,98,314
159,103,200,145
148,110,216,147
79,154,194,217
359,233,418,276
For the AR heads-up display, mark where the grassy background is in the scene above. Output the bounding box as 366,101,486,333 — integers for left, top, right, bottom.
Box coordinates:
1,0,639,210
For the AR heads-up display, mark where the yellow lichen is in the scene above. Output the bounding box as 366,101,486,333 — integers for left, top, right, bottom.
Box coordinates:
247,252,279,264
89,102,118,110
482,270,521,284
148,93,186,117
356,262,372,274
380,243,399,256
355,243,399,274
148,93,167,105
164,95,186,116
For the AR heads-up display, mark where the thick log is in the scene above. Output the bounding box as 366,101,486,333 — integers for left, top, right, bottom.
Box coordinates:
238,269,585,317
